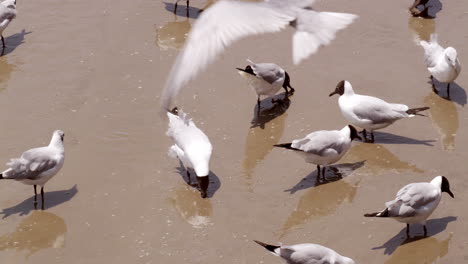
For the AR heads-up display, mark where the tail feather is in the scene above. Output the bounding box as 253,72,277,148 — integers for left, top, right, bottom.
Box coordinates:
364,208,389,217
253,240,280,253
407,107,430,116
0,173,3,179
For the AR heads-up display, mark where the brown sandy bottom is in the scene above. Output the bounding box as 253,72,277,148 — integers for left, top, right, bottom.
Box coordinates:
0,0,467,263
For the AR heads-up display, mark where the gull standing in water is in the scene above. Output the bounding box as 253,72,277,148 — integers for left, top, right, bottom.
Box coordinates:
420,34,461,98
365,176,454,238
0,0,16,55
160,0,358,111
0,130,65,210
167,108,212,198
329,80,429,143
237,60,294,111
254,240,356,264
274,125,361,180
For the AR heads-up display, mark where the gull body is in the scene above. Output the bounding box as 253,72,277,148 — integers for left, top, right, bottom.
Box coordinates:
420,34,461,97
0,130,65,210
365,176,454,238
167,108,212,198
237,60,294,109
329,80,429,143
274,125,361,180
0,0,16,53
160,0,358,110
254,240,356,264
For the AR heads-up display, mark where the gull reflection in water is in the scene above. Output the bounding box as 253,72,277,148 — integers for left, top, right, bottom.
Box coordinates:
0,56,16,89
169,186,213,228
408,16,436,44
0,211,66,257
156,15,191,51
424,91,458,151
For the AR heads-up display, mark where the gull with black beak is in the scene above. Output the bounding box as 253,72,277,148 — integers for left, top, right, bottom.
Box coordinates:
420,34,461,98
365,176,454,238
0,0,17,55
329,80,429,143
167,108,212,198
237,60,294,111
274,125,361,180
254,240,356,264
0,130,65,210
160,0,358,111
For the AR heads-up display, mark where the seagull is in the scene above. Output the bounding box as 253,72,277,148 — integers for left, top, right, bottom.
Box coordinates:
237,60,294,110
167,108,212,198
0,0,17,54
364,175,454,238
329,80,430,143
160,0,358,111
420,34,461,98
274,125,361,180
254,240,356,264
0,130,65,210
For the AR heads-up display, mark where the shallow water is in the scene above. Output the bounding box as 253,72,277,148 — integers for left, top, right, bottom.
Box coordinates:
0,0,467,263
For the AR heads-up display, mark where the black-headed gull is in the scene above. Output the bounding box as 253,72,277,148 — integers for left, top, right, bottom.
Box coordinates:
420,34,461,97
274,125,361,180
0,0,16,54
329,80,429,143
237,60,294,110
254,240,356,264
0,130,65,210
160,0,358,110
166,108,212,198
365,175,454,238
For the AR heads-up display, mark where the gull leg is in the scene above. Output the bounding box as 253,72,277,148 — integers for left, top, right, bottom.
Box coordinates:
1,35,4,56
174,0,179,14
370,131,375,143
322,166,326,181
257,96,261,115
406,224,410,238
423,225,427,237
447,83,451,98
362,129,367,142
33,185,38,209
186,0,189,17
186,170,191,185
316,165,321,181
431,75,438,94
41,187,45,210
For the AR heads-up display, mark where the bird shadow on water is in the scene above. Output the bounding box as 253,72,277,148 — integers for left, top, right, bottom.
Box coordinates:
175,163,221,198
251,93,292,129
0,185,78,219
372,216,457,255
285,160,365,194
2,29,32,56
163,2,201,19
371,131,435,146
431,78,466,107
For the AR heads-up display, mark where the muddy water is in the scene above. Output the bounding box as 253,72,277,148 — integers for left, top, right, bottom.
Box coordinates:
0,0,467,263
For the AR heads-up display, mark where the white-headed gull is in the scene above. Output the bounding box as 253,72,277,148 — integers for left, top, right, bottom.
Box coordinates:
0,0,16,53
420,34,461,97
0,130,65,210
329,80,429,143
365,175,454,238
237,59,294,109
274,125,361,180
160,0,358,110
254,240,356,264
166,108,212,198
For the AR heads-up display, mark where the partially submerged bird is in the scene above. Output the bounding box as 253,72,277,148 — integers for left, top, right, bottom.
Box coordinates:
254,240,356,264
0,0,17,54
167,108,212,198
274,125,361,180
237,60,294,110
160,0,358,111
364,176,454,238
329,80,429,143
0,130,65,210
420,34,461,98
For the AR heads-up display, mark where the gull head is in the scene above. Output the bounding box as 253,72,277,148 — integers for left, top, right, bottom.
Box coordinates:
329,80,353,97
236,65,255,78
53,130,65,142
3,0,16,8
444,47,458,66
347,125,362,141
440,176,454,198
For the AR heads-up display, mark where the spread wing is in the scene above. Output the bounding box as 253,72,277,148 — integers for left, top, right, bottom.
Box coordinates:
160,0,293,111
5,148,57,180
267,0,317,8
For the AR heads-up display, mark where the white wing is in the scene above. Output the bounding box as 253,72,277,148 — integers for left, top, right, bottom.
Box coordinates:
293,10,358,65
420,34,444,68
267,0,317,8
160,0,294,111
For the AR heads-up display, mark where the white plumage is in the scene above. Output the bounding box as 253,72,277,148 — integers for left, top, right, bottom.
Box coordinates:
365,175,454,238
0,130,65,210
0,0,16,52
160,0,357,110
329,80,429,143
254,240,356,264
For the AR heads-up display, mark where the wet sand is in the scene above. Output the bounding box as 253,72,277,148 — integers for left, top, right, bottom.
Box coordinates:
0,0,467,263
